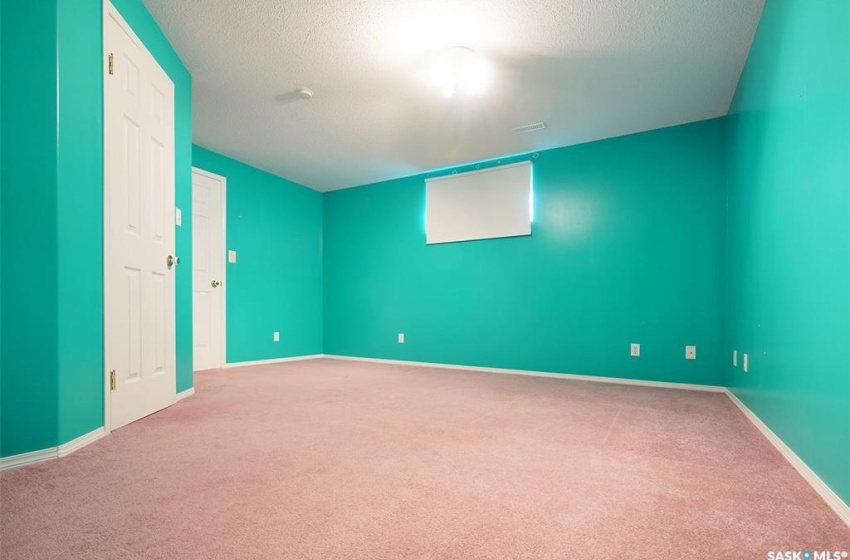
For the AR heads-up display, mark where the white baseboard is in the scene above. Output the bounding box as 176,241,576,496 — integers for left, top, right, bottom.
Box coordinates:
175,387,195,402
1,427,106,471
57,427,106,458
725,389,850,527
322,354,726,392
224,354,326,368
0,447,56,470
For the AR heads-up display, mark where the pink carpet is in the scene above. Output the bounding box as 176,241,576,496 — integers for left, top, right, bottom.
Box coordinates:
2,358,848,559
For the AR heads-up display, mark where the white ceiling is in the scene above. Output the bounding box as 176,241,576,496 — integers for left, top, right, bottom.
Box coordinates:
143,0,764,192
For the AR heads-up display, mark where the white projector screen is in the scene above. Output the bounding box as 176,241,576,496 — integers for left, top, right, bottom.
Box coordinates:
425,161,532,245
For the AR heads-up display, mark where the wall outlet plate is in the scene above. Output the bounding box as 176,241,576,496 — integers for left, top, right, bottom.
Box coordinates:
175,208,182,227
273,331,280,342
398,333,405,344
630,343,640,357
685,345,697,360
228,250,237,263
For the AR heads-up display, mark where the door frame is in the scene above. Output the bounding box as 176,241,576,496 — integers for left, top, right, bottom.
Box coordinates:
103,0,177,434
192,167,228,369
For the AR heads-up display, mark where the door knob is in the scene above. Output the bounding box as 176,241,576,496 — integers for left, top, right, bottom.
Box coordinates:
166,255,180,269
211,280,221,288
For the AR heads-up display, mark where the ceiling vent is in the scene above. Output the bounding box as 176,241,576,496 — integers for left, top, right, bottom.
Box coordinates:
512,122,547,135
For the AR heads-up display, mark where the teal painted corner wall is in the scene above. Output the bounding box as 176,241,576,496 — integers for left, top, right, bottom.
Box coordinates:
56,0,105,445
726,0,850,504
1,0,60,456
324,119,727,386
192,146,323,362
0,0,192,457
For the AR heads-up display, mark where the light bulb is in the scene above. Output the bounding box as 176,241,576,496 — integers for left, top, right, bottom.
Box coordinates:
430,47,492,98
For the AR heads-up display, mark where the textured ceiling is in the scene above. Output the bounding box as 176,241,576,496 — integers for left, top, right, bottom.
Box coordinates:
143,0,764,192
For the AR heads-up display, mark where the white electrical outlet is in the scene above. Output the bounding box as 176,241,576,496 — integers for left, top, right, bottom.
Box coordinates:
743,353,749,372
685,345,697,360
175,208,182,227
733,350,738,366
398,333,405,344
273,331,280,342
228,250,237,263
630,343,640,357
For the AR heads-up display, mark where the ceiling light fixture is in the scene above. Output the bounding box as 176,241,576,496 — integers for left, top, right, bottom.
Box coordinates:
430,46,493,98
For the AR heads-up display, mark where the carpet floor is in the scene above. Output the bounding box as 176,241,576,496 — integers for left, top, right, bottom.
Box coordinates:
2,359,848,559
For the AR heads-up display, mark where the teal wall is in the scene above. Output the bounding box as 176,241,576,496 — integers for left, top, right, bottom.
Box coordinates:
726,0,850,504
324,119,727,386
192,146,323,362
1,0,60,456
0,0,192,457
56,0,105,446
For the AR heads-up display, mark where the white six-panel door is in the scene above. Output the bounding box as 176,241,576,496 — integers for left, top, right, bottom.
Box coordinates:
192,169,225,371
104,2,177,431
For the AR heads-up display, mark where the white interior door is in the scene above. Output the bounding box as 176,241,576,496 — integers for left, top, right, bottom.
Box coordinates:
192,169,225,371
104,2,177,431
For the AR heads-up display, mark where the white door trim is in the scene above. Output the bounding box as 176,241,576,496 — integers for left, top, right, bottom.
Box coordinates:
102,0,176,434
191,166,227,369
102,0,125,436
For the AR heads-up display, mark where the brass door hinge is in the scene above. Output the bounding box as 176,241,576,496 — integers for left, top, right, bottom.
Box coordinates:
110,370,116,391
108,53,114,75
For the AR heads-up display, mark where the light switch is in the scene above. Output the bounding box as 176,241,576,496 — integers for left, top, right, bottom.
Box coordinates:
733,350,738,366
398,333,405,344
273,331,280,342
228,250,237,263
630,343,640,357
685,345,697,360
743,353,749,372
175,208,182,227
